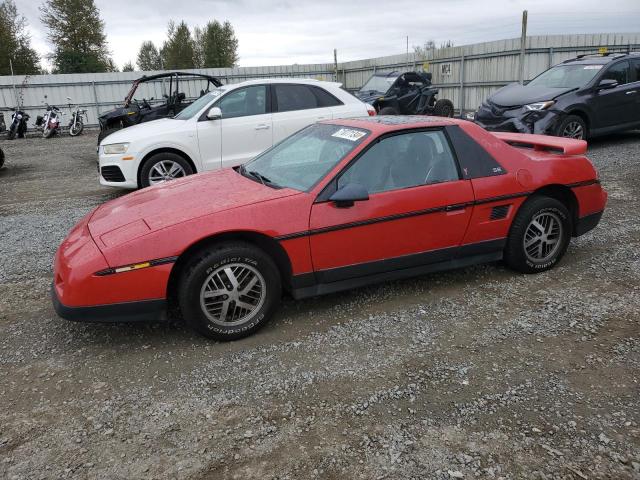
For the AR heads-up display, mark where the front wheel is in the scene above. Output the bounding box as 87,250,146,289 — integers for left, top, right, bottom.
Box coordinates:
139,152,193,188
556,115,587,140
504,196,572,274
69,119,84,136
178,243,282,341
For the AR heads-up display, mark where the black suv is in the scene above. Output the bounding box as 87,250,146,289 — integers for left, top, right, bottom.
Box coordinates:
473,52,640,139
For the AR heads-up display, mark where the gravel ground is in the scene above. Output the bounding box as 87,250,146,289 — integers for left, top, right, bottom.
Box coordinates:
0,130,639,480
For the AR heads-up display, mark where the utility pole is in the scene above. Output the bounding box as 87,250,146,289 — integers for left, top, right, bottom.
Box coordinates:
10,59,18,107
333,49,338,82
406,36,410,69
519,10,528,85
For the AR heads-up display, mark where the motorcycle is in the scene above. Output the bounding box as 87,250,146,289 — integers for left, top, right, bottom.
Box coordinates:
66,97,86,136
7,108,30,140
40,104,62,138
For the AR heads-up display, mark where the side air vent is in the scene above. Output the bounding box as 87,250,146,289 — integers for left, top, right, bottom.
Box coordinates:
490,204,510,220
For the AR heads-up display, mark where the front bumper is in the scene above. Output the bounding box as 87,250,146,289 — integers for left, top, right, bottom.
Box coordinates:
52,286,166,323
473,104,563,135
98,151,139,189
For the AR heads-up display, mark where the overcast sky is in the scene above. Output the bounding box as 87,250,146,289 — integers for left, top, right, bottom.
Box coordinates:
17,0,640,70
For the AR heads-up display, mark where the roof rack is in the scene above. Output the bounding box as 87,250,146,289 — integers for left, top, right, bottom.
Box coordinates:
562,51,631,63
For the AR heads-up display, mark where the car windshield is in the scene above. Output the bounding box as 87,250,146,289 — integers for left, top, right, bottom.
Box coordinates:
241,123,370,191
527,64,603,89
359,74,396,94
173,89,224,120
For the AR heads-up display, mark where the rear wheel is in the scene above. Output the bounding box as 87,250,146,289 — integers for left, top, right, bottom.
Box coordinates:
504,196,572,273
139,152,193,188
434,99,454,117
178,243,281,341
556,115,587,140
378,106,399,115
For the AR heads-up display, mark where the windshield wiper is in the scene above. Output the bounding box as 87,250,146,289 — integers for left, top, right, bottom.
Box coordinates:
238,165,280,188
249,171,280,188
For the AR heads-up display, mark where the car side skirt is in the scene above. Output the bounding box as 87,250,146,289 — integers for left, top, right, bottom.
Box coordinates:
290,238,506,300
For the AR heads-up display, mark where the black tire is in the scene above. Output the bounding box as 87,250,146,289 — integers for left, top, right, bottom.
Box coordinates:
555,114,587,140
98,127,120,144
378,106,399,115
0,148,4,169
139,152,193,188
69,120,84,136
178,242,282,341
504,195,572,274
433,99,454,117
7,128,16,140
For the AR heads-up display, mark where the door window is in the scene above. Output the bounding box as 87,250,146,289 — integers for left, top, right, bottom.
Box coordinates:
217,85,267,119
274,84,319,112
337,130,459,194
311,86,343,107
601,61,630,85
632,59,640,83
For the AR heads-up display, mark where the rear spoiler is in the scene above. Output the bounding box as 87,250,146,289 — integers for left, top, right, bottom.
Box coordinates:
493,132,587,155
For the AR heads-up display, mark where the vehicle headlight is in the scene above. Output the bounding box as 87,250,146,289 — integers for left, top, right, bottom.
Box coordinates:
524,101,555,111
103,143,130,155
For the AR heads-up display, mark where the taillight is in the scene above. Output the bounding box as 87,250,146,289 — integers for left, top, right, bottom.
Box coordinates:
366,105,376,116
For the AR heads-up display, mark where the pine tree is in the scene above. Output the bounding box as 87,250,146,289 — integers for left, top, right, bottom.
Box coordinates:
136,41,162,71
122,61,134,72
0,0,40,75
160,21,195,70
40,0,114,74
197,20,239,68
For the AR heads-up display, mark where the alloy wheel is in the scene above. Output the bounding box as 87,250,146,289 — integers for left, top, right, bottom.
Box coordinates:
148,160,187,185
562,121,584,139
523,212,563,264
199,263,266,326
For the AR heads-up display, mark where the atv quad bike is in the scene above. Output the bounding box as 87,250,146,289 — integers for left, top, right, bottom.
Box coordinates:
98,72,222,143
356,71,454,117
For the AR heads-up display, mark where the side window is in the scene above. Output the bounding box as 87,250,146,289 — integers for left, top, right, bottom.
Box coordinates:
632,59,640,83
311,86,343,107
274,85,319,112
601,61,630,85
217,85,267,119
338,130,459,194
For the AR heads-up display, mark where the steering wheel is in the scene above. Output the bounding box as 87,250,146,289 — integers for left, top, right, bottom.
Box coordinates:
142,98,151,109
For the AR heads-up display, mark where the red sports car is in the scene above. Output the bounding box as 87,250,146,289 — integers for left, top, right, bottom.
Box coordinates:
52,116,607,340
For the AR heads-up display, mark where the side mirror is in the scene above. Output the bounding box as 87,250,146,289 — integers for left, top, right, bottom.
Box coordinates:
597,79,618,90
329,183,369,208
206,107,222,120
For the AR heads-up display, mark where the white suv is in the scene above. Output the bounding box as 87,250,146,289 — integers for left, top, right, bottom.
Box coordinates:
98,78,375,188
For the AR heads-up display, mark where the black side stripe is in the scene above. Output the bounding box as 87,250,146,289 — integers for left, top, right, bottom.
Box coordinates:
275,180,599,242
95,256,178,276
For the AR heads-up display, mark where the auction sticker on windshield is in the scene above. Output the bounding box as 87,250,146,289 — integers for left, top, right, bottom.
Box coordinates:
332,128,367,141
583,65,603,70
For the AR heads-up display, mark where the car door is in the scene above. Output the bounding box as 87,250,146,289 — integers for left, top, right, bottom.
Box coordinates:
589,61,636,129
271,84,333,142
309,129,474,281
629,59,640,123
196,85,273,171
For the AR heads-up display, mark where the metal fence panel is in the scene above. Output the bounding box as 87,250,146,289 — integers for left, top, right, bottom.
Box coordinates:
1,33,638,127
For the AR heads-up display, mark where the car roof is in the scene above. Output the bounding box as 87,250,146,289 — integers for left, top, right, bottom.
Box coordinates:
322,115,460,132
227,78,343,88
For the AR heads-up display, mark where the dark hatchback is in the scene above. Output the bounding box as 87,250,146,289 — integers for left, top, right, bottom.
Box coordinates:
473,53,640,139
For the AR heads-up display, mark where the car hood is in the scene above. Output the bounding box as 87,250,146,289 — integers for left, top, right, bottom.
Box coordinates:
489,83,575,107
88,169,300,248
99,118,186,146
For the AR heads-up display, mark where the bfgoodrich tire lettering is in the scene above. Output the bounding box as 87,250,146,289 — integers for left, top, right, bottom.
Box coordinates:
178,243,281,341
504,195,572,274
